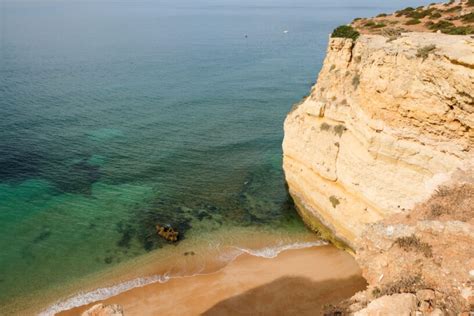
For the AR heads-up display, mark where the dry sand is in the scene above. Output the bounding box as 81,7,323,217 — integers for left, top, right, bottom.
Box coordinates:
59,245,366,315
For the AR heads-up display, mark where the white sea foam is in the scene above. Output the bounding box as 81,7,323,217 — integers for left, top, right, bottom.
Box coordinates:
232,241,327,258
38,274,170,316
38,240,325,315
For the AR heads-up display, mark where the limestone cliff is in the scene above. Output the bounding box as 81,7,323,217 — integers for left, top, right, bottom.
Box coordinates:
283,32,473,249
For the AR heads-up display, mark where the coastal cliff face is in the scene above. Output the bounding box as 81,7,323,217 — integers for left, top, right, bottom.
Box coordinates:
283,32,473,249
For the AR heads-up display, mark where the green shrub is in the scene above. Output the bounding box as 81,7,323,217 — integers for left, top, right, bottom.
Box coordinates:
444,5,462,12
428,20,454,31
373,23,387,28
396,7,415,17
377,13,388,17
364,21,376,27
406,18,421,25
461,12,474,23
331,25,360,40
429,12,442,19
444,26,474,35
428,20,473,34
468,0,474,7
407,8,434,19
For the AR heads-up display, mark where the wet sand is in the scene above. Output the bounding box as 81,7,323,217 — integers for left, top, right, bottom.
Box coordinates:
59,245,366,315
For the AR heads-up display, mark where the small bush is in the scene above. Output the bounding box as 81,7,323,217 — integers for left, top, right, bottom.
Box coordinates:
416,44,436,60
429,12,442,19
444,5,462,12
406,18,421,25
468,0,474,7
393,235,433,258
364,21,376,27
372,23,387,28
428,20,454,31
407,8,434,19
444,26,474,35
461,12,474,23
396,7,415,17
329,64,336,71
381,28,402,41
320,123,331,131
372,275,425,298
329,196,340,208
331,25,360,40
352,74,360,88
377,13,388,17
334,124,346,137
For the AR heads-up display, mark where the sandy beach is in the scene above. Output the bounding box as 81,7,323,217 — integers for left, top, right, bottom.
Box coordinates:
59,245,366,315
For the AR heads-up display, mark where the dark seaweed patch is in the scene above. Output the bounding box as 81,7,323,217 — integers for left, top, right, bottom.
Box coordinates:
104,256,113,264
197,210,212,221
33,229,51,243
0,148,42,181
115,222,135,249
55,159,101,194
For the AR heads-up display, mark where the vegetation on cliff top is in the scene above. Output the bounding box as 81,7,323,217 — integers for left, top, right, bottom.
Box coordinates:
331,25,360,40
351,0,474,35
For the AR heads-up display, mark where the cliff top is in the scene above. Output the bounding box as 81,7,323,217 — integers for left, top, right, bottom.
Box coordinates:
351,0,474,35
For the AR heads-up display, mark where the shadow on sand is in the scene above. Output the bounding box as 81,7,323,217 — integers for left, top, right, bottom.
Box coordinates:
202,275,367,316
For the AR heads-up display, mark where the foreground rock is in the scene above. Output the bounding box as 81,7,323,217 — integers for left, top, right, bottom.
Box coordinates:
336,183,474,315
81,304,124,316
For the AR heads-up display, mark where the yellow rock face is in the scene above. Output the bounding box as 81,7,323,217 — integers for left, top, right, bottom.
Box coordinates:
283,32,473,249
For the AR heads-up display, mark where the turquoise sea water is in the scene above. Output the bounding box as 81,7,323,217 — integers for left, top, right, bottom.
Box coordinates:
0,0,432,313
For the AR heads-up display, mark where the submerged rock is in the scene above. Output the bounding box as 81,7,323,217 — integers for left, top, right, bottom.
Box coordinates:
156,224,179,242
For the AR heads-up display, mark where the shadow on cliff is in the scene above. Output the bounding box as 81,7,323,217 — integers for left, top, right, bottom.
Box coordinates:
202,275,367,316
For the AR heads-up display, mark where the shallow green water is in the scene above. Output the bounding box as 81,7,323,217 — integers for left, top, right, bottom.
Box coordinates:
0,0,432,313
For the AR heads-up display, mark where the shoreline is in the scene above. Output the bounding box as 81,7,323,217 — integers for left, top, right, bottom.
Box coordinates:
57,245,366,315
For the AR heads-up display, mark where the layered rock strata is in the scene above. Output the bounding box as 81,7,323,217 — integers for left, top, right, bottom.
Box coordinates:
283,32,473,249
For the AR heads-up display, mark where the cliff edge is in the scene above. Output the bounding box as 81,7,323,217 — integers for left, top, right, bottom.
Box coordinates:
282,5,473,314
283,32,473,249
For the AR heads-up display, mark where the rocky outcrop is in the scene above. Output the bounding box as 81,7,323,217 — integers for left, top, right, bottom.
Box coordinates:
341,183,474,315
283,32,473,249
81,304,124,316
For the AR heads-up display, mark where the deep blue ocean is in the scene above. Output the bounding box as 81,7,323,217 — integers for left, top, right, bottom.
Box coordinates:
0,0,432,313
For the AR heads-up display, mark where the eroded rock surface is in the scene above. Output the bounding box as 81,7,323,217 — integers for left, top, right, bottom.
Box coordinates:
283,32,473,249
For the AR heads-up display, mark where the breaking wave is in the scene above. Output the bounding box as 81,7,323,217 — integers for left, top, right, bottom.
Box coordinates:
39,241,325,316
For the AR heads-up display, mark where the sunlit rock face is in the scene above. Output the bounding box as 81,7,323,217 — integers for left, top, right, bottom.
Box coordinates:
283,32,473,248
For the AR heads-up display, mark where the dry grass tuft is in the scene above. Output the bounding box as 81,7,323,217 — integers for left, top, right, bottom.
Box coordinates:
372,275,425,298
393,235,433,257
